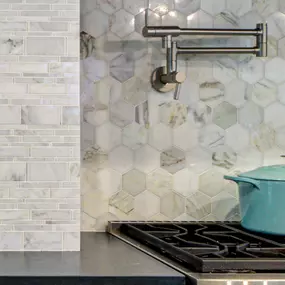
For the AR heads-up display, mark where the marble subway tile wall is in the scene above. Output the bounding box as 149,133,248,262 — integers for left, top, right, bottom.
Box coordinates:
81,0,285,230
0,0,80,250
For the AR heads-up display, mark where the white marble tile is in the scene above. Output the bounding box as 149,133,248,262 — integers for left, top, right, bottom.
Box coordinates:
80,0,98,15
0,163,26,181
199,124,225,150
0,83,27,94
123,0,146,15
266,12,285,40
24,232,62,251
28,163,68,181
67,36,79,57
251,123,275,152
0,106,21,124
226,0,252,17
276,126,285,149
239,58,264,84
187,9,213,29
97,0,122,14
199,168,224,197
186,191,211,219
94,168,122,197
148,123,172,151
95,122,122,152
83,104,108,127
134,145,160,173
188,101,212,128
63,232,80,251
21,106,61,125
81,9,110,38
122,122,148,150
0,210,29,221
0,147,29,158
200,80,225,108
110,53,135,83
10,62,48,73
252,0,279,17
225,124,250,153
213,101,237,129
0,232,22,251
29,83,65,94
0,22,26,31
238,101,264,129
146,168,173,197
246,79,277,107
82,189,109,218
212,145,237,171
265,57,285,84
173,122,199,151
110,9,134,38
173,169,198,197
214,10,239,28
30,22,68,31
27,37,65,55
0,38,23,55
110,100,134,127
109,190,134,215
160,147,186,174
109,146,134,173
201,0,226,16
235,146,263,172
238,11,262,30
81,56,107,83
225,79,247,107
211,191,238,220
31,210,71,221
213,58,238,85
149,0,174,16
122,76,149,105
160,192,185,219
134,190,160,218
162,10,187,27
175,0,200,15
62,107,80,125
263,146,284,166
10,188,50,199
159,102,188,128
264,102,285,129
186,147,212,173
123,169,146,196
50,62,79,74
278,82,285,104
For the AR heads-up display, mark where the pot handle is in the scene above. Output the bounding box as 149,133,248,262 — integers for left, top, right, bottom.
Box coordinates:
224,175,260,190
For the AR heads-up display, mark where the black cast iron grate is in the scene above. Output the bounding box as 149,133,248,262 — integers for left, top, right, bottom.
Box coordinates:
117,222,285,273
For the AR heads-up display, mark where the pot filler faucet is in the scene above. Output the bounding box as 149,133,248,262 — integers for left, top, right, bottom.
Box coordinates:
142,12,268,100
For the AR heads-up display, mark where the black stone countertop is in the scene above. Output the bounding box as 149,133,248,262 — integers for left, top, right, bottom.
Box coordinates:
0,233,186,285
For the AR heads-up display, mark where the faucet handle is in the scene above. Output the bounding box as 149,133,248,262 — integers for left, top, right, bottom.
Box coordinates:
173,82,181,100
161,71,186,84
174,72,186,83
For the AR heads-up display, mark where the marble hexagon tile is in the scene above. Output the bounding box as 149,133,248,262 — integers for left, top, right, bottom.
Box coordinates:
81,0,285,230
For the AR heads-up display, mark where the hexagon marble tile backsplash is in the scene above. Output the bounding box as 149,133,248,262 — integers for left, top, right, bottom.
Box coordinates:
80,0,285,231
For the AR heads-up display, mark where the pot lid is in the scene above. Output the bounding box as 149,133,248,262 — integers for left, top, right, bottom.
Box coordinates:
239,165,285,181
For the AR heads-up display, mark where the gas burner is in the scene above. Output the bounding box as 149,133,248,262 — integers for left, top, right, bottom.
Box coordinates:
108,222,285,273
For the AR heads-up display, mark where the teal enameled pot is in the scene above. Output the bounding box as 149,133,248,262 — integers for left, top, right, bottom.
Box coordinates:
224,165,285,235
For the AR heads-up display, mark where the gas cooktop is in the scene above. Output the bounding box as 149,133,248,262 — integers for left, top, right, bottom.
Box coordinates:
108,222,285,273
